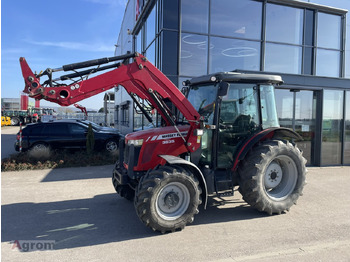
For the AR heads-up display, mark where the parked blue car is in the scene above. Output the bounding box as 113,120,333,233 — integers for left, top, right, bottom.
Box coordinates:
15,119,122,154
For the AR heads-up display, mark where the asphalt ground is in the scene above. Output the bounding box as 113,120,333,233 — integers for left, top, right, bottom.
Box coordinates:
1,164,350,262
1,126,20,160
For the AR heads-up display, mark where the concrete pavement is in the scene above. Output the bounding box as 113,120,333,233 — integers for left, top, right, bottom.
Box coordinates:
2,165,350,261
1,126,20,160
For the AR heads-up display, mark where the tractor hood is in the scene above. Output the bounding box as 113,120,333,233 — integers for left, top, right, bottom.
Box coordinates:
125,125,190,144
124,125,192,171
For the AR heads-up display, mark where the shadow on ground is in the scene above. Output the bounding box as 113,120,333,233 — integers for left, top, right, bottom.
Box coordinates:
2,193,266,250
40,165,115,182
1,133,18,160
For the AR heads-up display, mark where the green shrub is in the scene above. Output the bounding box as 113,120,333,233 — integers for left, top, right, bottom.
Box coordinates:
1,149,118,172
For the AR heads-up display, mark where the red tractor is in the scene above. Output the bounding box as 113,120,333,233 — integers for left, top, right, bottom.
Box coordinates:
19,53,306,233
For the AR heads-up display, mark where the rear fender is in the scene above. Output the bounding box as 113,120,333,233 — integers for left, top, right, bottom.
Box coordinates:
232,127,302,171
159,155,208,209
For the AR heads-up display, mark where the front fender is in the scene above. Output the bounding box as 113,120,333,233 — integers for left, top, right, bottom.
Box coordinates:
159,155,208,209
233,127,302,170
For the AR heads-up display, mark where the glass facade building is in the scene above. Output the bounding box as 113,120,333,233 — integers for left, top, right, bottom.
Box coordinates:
114,0,350,166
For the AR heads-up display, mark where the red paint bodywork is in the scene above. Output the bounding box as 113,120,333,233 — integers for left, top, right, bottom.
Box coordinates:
74,104,88,117
125,125,194,171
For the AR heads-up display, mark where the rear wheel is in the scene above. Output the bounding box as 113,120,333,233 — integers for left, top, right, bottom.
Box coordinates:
105,139,118,153
134,165,202,233
238,140,306,215
28,142,52,159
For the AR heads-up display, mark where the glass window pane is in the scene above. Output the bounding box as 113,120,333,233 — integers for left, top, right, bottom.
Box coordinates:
295,91,317,166
69,124,86,134
146,7,156,48
346,22,350,78
266,4,304,45
180,33,208,76
260,85,279,129
161,0,179,30
345,91,350,164
136,31,142,53
160,30,178,75
317,12,341,49
181,0,209,34
311,2,349,77
222,83,260,126
134,111,143,130
275,89,317,165
316,49,340,77
265,43,302,74
322,90,343,165
275,89,293,129
145,41,155,65
209,37,260,73
210,0,262,40
29,125,44,135
217,83,261,168
50,124,69,136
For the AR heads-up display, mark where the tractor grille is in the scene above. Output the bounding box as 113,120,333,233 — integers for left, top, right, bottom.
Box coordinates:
124,143,141,167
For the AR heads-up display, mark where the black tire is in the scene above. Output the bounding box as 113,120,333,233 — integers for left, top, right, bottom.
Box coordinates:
238,140,306,215
105,139,118,153
112,176,135,201
134,165,202,233
11,117,20,126
28,142,52,159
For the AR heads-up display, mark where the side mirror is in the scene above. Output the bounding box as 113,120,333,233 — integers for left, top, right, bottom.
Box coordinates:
218,82,229,97
181,86,189,96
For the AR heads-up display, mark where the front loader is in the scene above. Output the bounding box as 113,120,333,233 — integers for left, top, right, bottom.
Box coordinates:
19,53,306,233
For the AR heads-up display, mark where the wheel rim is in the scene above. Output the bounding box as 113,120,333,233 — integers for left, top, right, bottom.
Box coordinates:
106,141,117,152
33,144,47,152
264,155,298,201
156,182,190,221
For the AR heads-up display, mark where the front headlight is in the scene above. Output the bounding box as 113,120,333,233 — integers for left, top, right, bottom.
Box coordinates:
127,139,144,146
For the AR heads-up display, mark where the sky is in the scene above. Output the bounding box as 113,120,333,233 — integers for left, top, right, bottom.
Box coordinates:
1,0,127,110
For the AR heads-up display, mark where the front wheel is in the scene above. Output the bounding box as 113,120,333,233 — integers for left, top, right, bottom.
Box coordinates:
134,165,202,233
238,140,306,215
112,178,135,201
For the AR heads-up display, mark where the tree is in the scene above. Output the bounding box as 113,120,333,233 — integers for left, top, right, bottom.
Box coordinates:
57,107,75,114
98,107,109,113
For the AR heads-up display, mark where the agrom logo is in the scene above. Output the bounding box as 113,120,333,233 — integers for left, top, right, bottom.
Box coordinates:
11,240,55,252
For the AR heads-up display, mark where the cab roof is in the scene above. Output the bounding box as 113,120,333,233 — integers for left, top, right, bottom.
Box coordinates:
186,72,283,86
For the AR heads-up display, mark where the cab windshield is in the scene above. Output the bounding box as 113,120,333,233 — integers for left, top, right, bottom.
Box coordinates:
187,84,217,124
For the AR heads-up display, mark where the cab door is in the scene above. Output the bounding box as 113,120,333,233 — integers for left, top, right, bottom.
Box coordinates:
217,83,260,169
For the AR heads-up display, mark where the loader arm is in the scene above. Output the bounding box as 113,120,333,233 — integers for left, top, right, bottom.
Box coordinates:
73,104,88,117
19,53,201,146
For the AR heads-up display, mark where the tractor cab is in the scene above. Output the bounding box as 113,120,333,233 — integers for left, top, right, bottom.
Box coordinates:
185,72,283,170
